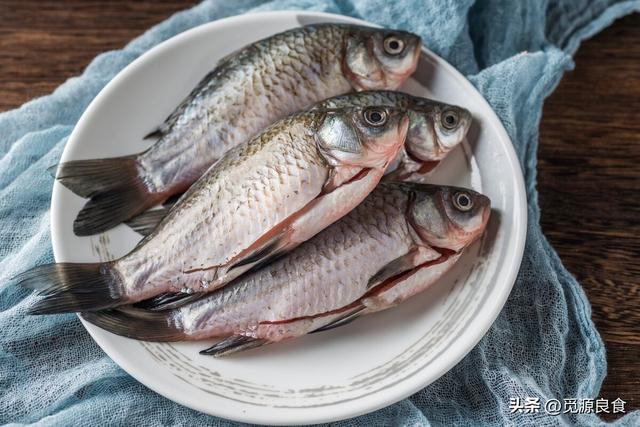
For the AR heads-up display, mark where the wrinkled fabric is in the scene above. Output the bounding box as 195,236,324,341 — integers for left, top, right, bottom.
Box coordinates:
1,1,639,425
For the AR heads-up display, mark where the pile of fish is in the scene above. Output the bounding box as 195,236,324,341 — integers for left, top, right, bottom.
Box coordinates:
15,23,490,357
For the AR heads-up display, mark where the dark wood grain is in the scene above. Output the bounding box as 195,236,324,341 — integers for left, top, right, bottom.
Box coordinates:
0,1,637,420
538,12,640,420
0,1,199,110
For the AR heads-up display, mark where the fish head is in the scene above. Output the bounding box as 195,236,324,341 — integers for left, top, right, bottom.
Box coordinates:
316,106,410,170
343,29,421,90
404,102,472,163
408,184,490,251
316,92,470,164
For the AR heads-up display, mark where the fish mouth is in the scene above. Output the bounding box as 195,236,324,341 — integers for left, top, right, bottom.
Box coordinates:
405,146,443,171
385,145,442,181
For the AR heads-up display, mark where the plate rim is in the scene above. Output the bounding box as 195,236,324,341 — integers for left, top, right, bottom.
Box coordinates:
50,10,527,425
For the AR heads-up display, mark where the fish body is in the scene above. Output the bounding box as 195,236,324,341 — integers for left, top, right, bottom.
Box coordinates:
124,91,472,239
18,107,409,313
55,24,421,235
176,184,436,340
82,182,491,353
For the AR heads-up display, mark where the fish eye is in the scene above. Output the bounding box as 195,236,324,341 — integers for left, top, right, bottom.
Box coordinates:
383,36,405,55
453,191,473,212
441,109,459,130
363,107,388,127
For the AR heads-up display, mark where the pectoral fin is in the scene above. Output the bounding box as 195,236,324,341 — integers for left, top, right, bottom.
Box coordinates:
322,165,366,193
385,157,440,182
143,128,165,140
126,195,181,236
227,231,291,272
367,247,426,290
200,336,269,357
134,291,205,311
310,305,365,333
126,207,171,236
47,164,58,178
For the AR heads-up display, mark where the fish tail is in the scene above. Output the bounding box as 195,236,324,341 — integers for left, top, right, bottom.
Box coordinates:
54,155,158,235
82,307,186,341
15,262,125,314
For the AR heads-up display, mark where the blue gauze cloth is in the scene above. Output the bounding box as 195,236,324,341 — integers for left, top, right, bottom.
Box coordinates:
1,1,639,425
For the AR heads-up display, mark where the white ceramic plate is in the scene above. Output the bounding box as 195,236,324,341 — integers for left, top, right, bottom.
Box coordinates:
51,11,526,425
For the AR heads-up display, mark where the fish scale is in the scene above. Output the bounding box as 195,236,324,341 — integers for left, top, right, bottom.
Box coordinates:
174,185,416,338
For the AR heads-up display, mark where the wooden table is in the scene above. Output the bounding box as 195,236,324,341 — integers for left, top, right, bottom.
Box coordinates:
0,1,637,420
538,12,640,419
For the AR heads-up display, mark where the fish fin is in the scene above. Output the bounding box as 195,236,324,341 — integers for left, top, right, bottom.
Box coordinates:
54,155,158,235
124,190,184,236
322,165,365,193
163,193,182,207
202,306,367,356
311,306,365,333
134,292,205,311
366,249,421,290
227,224,296,273
55,155,137,197
14,263,124,314
382,168,408,181
54,155,160,236
81,306,185,341
47,164,58,178
125,207,170,236
200,336,269,357
143,128,165,140
227,237,286,272
384,159,439,182
74,185,154,236
240,250,290,276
